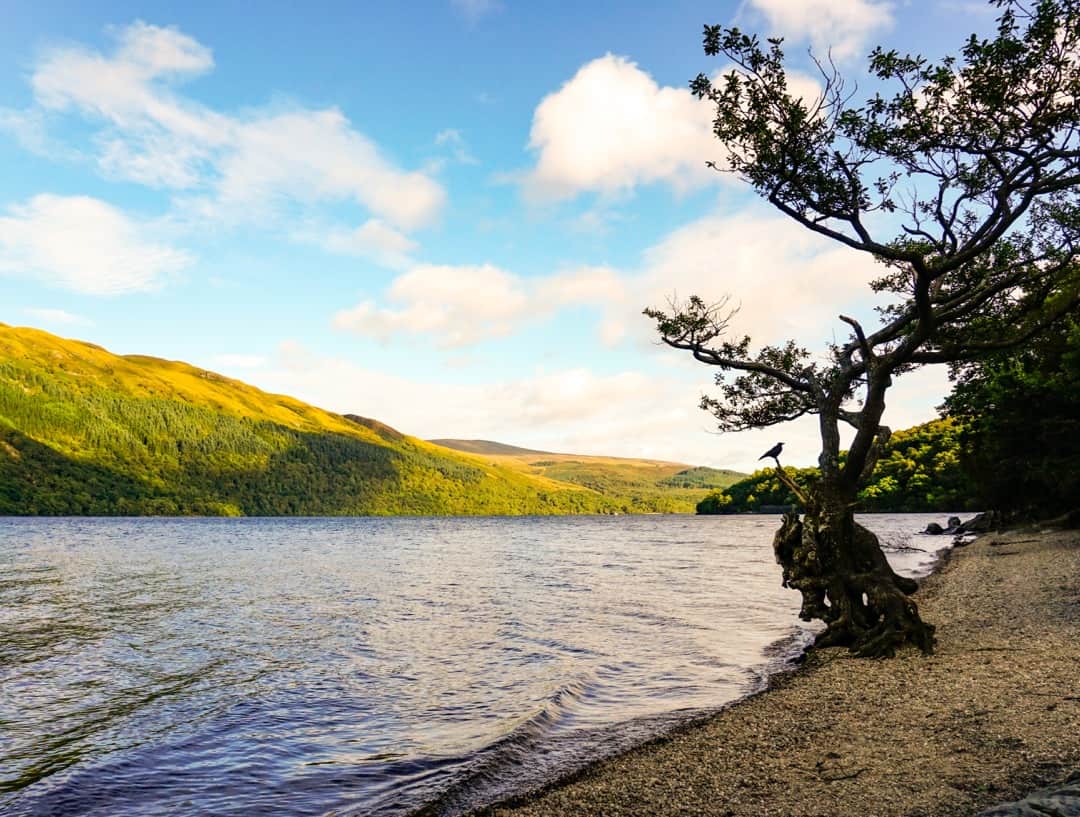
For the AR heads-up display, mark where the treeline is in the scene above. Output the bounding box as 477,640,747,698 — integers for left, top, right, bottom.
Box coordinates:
698,419,978,514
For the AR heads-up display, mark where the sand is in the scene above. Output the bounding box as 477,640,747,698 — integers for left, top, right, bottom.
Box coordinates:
479,527,1080,817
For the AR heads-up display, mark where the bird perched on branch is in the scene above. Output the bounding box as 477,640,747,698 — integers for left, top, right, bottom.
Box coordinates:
759,442,784,462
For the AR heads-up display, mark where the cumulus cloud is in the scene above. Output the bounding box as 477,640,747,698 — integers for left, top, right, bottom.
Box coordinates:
0,194,192,294
746,0,894,62
9,21,444,242
522,54,720,201
333,263,628,348
331,201,889,353
537,265,626,306
520,54,824,202
633,208,880,346
334,264,531,347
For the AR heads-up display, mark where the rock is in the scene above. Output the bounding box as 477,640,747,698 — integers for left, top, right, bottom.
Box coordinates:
947,516,962,531
971,770,1080,816
925,522,945,535
957,511,999,534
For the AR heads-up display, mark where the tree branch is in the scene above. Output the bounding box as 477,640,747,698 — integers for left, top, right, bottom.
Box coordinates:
774,464,810,506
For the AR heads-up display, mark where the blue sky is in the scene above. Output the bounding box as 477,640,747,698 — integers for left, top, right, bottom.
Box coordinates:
0,0,999,471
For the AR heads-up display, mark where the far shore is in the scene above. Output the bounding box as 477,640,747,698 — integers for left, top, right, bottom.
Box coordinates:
475,526,1080,817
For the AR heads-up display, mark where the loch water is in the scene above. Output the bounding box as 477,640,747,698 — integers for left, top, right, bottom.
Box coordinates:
0,515,948,817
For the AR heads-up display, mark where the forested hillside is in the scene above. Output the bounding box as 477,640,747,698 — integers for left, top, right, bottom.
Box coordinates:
697,419,977,514
0,324,729,515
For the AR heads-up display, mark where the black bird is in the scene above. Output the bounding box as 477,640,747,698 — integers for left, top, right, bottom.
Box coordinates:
759,442,784,461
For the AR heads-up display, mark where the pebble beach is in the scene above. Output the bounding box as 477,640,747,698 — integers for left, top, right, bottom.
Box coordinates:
479,527,1080,817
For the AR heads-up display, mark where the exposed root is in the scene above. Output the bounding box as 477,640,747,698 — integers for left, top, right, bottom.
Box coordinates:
772,491,936,658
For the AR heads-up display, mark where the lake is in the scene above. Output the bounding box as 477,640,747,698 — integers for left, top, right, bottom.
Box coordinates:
0,515,948,816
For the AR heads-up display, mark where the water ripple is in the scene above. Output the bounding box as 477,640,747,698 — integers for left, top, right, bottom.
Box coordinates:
0,514,947,817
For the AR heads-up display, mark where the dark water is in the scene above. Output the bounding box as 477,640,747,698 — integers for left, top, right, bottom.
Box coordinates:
0,515,947,817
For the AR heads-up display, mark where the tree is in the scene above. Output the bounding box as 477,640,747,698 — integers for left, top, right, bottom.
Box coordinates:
647,0,1080,656
945,318,1080,520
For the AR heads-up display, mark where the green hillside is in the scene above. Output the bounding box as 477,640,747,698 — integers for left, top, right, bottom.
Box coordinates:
0,324,734,516
435,439,745,511
697,418,977,514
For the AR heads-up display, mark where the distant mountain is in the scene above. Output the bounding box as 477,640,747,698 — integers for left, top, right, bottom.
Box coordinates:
0,324,742,516
433,438,745,509
430,439,553,456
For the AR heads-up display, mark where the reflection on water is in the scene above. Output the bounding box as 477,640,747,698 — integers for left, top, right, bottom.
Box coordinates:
0,515,946,816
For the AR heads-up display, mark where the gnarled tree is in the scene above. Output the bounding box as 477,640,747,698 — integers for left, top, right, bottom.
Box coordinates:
647,0,1080,656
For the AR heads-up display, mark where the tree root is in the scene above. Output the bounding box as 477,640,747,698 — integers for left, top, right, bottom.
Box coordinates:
772,496,936,658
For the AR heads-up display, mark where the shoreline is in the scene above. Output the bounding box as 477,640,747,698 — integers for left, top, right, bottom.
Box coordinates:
473,527,1080,817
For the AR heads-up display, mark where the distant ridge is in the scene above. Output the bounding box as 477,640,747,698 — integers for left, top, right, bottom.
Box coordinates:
430,439,556,456
430,437,746,501
430,438,705,466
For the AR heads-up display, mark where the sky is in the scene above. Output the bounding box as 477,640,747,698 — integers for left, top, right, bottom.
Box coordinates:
0,0,1001,472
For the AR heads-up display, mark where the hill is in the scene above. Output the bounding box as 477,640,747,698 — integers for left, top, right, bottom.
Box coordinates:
435,438,745,511
429,439,553,456
0,324,737,516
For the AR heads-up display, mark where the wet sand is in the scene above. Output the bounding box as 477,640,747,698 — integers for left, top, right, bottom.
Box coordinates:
480,528,1080,817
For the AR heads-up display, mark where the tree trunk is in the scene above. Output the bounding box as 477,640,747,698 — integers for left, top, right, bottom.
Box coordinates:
772,478,936,658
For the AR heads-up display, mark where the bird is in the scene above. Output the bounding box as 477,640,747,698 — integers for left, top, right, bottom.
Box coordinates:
759,442,784,461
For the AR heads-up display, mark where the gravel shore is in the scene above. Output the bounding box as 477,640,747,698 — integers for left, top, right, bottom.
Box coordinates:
480,527,1080,817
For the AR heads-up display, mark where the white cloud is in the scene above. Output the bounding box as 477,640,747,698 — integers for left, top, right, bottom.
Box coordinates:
0,194,192,295
294,218,418,269
634,208,879,346
520,53,824,202
746,0,894,62
334,263,530,347
23,307,94,326
331,201,887,353
522,54,720,201
16,21,444,241
311,205,944,469
537,265,626,307
203,109,443,230
334,262,628,348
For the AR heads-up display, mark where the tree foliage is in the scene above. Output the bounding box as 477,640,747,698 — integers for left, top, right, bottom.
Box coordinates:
648,0,1080,656
945,319,1080,519
651,1,1080,489
698,419,975,514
